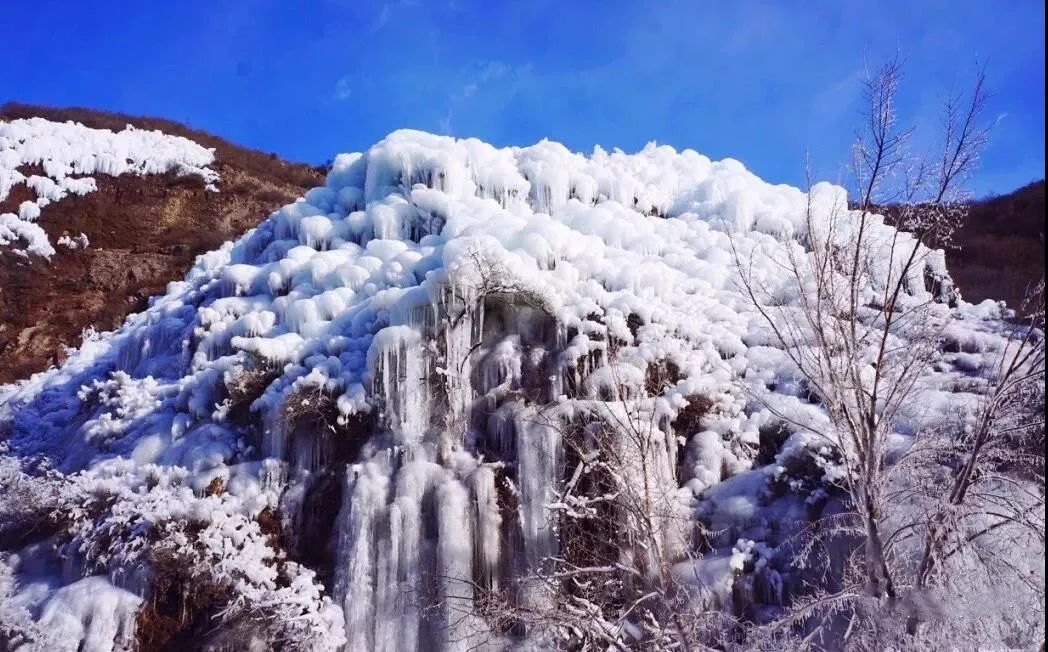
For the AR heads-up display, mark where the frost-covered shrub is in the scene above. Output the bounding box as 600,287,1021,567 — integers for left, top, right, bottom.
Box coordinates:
67,476,343,651
0,553,54,649
75,371,164,446
0,453,75,548
146,516,343,651
0,456,340,651
222,354,282,422
670,393,713,437
755,421,791,465
282,384,342,433
644,357,683,395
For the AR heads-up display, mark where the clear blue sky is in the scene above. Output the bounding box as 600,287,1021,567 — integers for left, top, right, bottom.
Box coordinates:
2,1,1044,196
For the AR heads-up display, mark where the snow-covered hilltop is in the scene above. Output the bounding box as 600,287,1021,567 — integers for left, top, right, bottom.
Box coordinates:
0,117,219,258
0,130,1037,651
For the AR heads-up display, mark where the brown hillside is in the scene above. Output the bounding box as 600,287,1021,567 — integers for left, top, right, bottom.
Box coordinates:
0,104,325,384
948,180,1045,310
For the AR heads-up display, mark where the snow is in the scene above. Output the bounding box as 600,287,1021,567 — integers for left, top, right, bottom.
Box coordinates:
33,576,142,652
0,117,218,258
56,233,89,250
0,129,1024,650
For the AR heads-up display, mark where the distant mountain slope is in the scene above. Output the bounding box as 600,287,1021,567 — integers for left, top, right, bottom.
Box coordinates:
0,104,324,383
948,179,1045,310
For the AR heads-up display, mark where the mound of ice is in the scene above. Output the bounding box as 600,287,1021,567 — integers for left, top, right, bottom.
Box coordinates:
0,117,219,258
0,130,1011,650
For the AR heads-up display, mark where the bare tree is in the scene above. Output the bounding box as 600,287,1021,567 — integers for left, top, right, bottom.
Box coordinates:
733,58,1044,648
897,280,1045,642
535,396,699,650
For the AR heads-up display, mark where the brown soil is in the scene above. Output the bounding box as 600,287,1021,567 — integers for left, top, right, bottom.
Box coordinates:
0,103,325,384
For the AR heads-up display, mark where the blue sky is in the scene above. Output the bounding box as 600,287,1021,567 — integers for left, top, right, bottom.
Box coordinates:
2,1,1043,196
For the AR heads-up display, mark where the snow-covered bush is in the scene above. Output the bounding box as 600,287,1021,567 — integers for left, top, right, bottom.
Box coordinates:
69,472,343,651
0,553,53,649
0,454,67,546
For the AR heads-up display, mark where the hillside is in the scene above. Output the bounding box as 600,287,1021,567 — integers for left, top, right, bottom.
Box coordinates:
0,104,324,383
948,179,1045,310
0,129,1039,651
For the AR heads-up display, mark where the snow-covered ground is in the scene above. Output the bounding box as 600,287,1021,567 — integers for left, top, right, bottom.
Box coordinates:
0,117,218,258
0,130,1034,651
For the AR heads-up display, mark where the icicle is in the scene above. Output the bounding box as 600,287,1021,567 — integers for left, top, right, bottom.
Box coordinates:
372,503,398,652
437,479,484,650
471,466,502,592
336,462,390,652
514,406,561,570
371,326,428,445
486,404,517,462
479,336,522,394
391,472,425,652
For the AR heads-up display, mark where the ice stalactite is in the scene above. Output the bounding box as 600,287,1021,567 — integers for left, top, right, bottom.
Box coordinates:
371,325,429,446
470,465,502,593
335,452,504,652
485,403,519,466
478,336,523,394
330,273,572,649
513,406,562,572
436,478,488,651
336,459,392,652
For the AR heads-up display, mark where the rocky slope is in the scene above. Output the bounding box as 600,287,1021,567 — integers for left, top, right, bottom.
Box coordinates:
0,104,323,383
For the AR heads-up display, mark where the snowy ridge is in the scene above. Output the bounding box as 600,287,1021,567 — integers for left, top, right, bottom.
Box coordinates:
0,130,1015,651
0,117,218,258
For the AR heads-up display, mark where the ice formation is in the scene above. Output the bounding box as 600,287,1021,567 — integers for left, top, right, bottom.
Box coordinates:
0,130,1027,651
0,117,218,258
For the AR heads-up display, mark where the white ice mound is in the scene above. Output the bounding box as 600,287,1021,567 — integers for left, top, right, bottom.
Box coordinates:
0,129,1006,651
0,117,219,258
